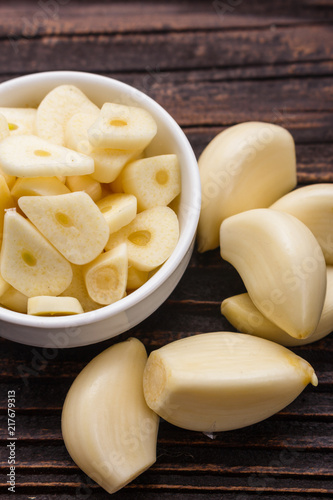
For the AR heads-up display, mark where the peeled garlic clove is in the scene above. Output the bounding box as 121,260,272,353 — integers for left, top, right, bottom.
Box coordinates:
28,296,84,316
143,332,317,433
198,122,296,252
220,209,326,339
270,184,333,265
222,266,333,346
62,337,159,495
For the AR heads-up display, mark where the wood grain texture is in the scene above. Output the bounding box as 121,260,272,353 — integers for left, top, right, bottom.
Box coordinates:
0,0,332,498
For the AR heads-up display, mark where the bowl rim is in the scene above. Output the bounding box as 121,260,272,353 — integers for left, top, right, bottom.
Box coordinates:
0,70,201,329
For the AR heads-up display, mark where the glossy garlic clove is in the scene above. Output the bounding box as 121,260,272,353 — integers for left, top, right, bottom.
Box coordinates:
143,332,317,433
62,338,159,495
220,209,327,339
197,122,296,252
270,183,333,264
221,266,333,346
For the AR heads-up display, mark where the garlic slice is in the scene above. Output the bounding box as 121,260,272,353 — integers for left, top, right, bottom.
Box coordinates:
62,337,159,494
143,332,317,433
220,209,326,339
28,296,84,316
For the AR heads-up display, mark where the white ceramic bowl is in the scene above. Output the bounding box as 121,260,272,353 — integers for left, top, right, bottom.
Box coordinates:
0,71,201,347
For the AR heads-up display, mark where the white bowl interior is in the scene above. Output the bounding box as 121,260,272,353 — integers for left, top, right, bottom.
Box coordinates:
0,71,201,346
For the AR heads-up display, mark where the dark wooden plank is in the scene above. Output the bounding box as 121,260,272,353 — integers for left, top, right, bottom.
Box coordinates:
2,494,332,500
1,413,332,449
1,24,332,73
1,495,332,500
1,444,333,478
1,0,333,39
146,75,333,127
1,471,333,494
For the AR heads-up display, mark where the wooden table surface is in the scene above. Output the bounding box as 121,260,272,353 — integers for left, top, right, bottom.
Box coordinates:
0,1,333,498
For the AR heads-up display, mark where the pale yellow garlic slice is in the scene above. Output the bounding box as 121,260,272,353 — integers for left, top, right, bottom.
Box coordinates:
0,107,36,136
106,206,179,271
143,332,317,433
18,192,110,265
0,286,28,314
0,135,94,178
62,337,159,495
197,122,296,252
270,184,333,265
0,113,9,141
11,176,70,199
66,175,102,202
88,102,157,150
127,266,149,290
28,296,84,316
83,244,128,305
221,266,333,347
109,173,124,193
0,272,10,298
66,111,141,183
220,209,326,339
0,175,16,244
121,154,181,211
0,168,16,190
36,85,99,146
0,115,15,188
0,210,72,297
60,264,102,313
97,193,137,234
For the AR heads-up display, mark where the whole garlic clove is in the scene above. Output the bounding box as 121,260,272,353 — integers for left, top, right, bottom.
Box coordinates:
143,332,317,433
62,337,159,495
270,183,333,265
197,122,296,252
220,209,327,339
221,266,333,346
